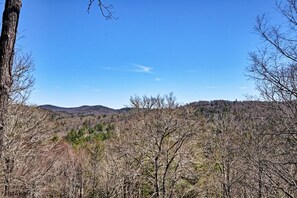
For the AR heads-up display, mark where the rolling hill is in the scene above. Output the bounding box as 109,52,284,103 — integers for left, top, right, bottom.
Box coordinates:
39,105,121,116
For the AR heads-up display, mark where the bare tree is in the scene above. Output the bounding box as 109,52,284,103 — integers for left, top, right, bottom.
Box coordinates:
248,0,297,196
105,94,202,197
0,104,56,197
84,141,104,197
0,52,58,197
212,112,245,198
0,0,22,156
10,52,34,104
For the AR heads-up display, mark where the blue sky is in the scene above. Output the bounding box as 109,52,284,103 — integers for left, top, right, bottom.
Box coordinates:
6,0,280,108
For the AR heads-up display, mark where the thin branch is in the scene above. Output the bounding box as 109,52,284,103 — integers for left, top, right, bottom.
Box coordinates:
87,0,118,20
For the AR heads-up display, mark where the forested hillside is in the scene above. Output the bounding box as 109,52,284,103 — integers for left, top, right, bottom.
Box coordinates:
1,97,294,197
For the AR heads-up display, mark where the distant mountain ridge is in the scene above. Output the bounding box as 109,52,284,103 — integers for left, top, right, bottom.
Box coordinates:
39,104,127,116
39,100,266,117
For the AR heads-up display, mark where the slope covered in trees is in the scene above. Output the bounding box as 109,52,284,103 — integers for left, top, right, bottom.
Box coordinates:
0,96,294,197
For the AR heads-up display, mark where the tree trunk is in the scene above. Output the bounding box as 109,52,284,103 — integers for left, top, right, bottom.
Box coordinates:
257,160,263,198
0,0,22,154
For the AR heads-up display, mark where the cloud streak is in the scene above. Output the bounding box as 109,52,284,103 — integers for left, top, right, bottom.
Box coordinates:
132,64,153,73
101,64,153,74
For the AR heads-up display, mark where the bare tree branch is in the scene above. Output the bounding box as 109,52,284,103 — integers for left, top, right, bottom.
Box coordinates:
87,0,118,20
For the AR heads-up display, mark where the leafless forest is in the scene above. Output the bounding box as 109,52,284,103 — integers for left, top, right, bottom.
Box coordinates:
0,0,296,197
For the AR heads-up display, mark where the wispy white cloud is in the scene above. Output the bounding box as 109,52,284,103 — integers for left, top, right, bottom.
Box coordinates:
132,64,153,73
100,64,153,74
100,66,123,72
155,77,162,82
238,86,247,90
